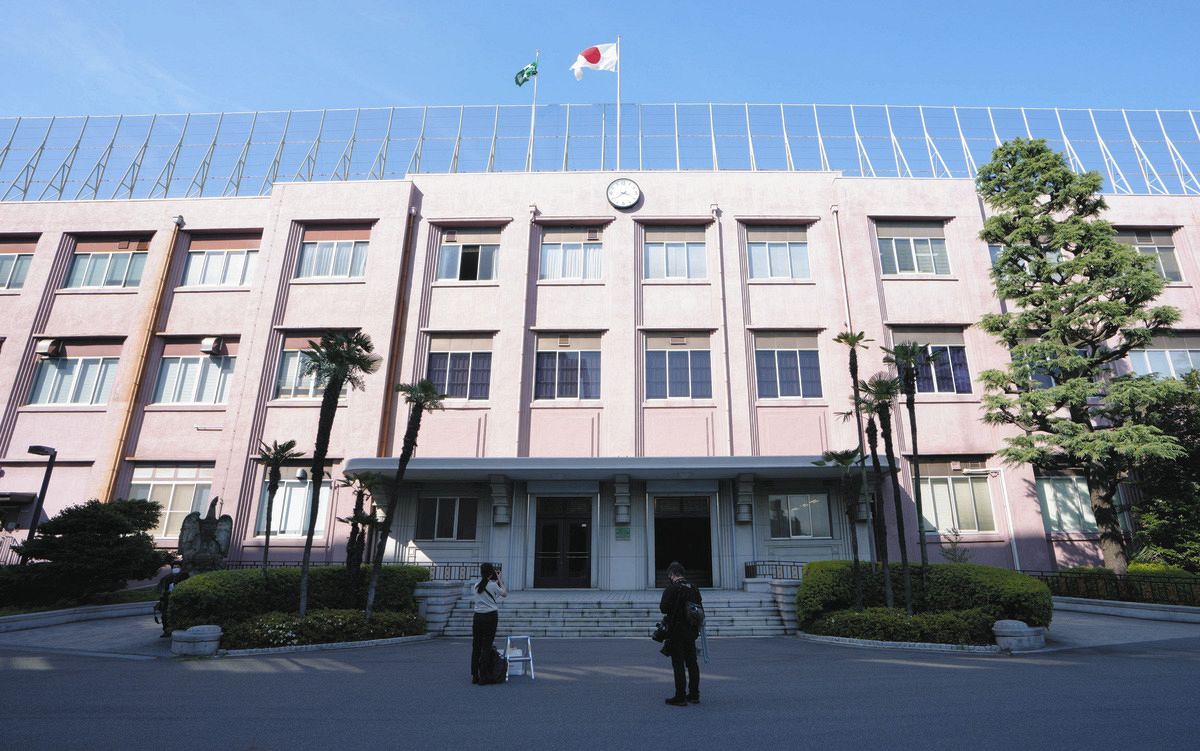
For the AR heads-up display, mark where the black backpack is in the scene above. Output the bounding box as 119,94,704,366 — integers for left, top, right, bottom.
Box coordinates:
478,647,508,685
684,587,705,630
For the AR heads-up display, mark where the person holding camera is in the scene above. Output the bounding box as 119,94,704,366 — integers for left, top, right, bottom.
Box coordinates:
471,562,507,684
659,561,702,706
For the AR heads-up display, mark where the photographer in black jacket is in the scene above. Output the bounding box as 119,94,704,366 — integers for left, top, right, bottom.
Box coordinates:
659,561,702,706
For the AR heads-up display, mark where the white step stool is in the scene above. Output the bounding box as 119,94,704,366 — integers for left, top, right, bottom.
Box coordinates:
505,635,535,680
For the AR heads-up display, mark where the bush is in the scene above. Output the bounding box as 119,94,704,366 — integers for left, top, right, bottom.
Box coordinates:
167,565,429,631
221,609,426,649
1,499,171,606
808,607,995,645
795,560,1053,631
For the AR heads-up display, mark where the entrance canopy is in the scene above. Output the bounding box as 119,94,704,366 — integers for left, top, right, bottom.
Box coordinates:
342,455,882,482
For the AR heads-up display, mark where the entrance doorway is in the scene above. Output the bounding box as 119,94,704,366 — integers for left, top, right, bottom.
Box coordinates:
534,497,591,588
653,496,713,587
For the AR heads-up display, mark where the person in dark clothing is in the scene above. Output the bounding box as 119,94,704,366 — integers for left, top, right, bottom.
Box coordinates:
659,561,701,706
470,562,507,684
155,561,189,636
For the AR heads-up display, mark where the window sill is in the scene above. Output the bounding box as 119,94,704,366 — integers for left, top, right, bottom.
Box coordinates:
0,289,22,296
641,279,711,286
747,278,815,286
754,399,828,407
412,539,478,544
440,401,491,410
768,537,836,542
1163,282,1192,289
925,531,1005,543
880,275,958,282
290,278,367,286
266,400,348,408
530,400,603,408
537,279,605,287
643,400,717,408
55,287,139,295
913,394,980,404
143,404,228,413
173,286,252,294
1046,531,1100,542
243,537,329,547
432,280,500,288
18,404,107,413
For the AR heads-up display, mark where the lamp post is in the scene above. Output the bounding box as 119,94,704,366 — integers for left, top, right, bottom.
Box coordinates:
21,444,57,564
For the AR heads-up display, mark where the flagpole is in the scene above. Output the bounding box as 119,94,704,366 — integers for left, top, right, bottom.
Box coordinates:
615,35,621,171
526,49,539,172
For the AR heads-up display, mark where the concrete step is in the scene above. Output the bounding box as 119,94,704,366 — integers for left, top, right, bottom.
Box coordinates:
443,626,790,638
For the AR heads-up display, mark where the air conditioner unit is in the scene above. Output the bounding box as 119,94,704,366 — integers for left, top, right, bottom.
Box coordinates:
586,228,600,242
34,339,63,359
199,336,224,355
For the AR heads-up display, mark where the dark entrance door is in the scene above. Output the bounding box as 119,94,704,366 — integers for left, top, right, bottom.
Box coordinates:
654,496,713,587
534,498,591,588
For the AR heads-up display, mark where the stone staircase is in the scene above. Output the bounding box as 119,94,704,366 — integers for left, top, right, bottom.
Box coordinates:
441,590,791,638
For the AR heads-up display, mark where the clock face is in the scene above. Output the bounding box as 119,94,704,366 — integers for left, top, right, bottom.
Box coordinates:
606,178,641,209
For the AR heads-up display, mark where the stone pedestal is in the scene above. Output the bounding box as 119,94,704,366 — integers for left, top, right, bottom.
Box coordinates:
992,619,1045,652
414,581,464,636
171,625,222,657
743,577,772,594
770,579,802,634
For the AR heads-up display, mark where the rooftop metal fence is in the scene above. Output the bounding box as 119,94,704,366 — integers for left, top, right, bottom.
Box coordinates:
2,103,1199,202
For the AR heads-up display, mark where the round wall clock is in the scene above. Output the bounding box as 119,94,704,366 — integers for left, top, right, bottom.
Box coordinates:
606,178,641,209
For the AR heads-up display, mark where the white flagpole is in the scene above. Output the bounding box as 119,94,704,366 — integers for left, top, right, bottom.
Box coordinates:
616,35,621,170
526,49,540,172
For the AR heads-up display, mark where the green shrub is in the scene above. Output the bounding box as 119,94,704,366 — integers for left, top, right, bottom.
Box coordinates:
809,607,995,645
167,565,429,631
1128,562,1196,576
221,608,426,649
795,560,1052,629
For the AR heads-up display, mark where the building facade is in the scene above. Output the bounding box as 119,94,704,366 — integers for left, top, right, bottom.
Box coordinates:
1,164,1197,588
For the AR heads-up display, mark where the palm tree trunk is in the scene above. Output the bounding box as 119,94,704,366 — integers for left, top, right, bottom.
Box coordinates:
878,405,913,615
844,480,863,610
848,348,870,585
866,415,894,608
346,487,366,576
366,404,426,619
299,376,343,617
262,482,277,574
906,389,930,587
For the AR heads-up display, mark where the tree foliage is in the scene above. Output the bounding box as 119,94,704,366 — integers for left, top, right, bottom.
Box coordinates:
975,138,1183,572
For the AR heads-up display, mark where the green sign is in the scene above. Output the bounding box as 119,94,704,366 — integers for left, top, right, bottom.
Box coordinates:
614,527,631,542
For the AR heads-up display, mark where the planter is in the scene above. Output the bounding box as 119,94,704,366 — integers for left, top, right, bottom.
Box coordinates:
770,579,802,634
172,624,222,657
414,581,464,636
992,619,1045,652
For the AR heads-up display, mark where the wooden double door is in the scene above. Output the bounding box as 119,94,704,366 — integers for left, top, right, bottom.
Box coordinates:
533,498,591,588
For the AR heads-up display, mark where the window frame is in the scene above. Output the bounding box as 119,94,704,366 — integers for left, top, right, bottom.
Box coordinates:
127,465,214,538
153,355,236,405
1037,475,1098,535
274,348,347,400
643,241,707,280
437,242,499,282
28,356,120,406
181,249,258,288
645,347,712,400
254,478,333,537
426,350,492,400
768,494,832,539
876,232,951,276
539,241,603,281
919,475,996,534
534,349,602,400
754,348,823,399
295,240,369,281
747,240,810,280
1128,348,1200,380
915,344,973,394
415,497,479,541
0,253,33,290
64,251,146,289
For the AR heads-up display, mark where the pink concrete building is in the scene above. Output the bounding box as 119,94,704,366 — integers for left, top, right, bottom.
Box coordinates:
1,105,1197,588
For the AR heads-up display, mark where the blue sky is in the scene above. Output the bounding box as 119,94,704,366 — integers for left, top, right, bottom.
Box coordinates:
5,0,1199,116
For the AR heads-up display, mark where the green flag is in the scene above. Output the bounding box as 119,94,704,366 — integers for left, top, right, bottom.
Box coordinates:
515,60,538,87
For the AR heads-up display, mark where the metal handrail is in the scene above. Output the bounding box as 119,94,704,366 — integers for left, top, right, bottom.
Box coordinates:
744,560,807,580
1024,569,1200,607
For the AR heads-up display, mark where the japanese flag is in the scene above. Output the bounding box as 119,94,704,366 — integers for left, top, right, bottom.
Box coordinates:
570,43,618,80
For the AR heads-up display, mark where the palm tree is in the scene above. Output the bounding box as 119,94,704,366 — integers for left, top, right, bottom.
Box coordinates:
833,331,874,569
885,341,931,587
859,397,895,609
365,379,445,619
297,331,381,617
255,439,305,573
337,471,385,577
865,374,913,615
816,448,866,610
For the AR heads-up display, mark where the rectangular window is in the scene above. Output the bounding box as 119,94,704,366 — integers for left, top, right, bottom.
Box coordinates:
893,329,972,394
153,355,235,404
1117,229,1182,283
1127,336,1200,379
274,335,347,400
295,241,368,280
127,465,214,537
65,251,146,288
1037,474,1098,534
29,355,119,405
0,238,35,290
182,250,258,287
645,334,712,399
426,335,493,400
437,228,500,282
920,474,995,533
746,226,811,280
255,478,332,536
643,226,707,280
415,497,478,540
754,333,822,399
534,334,601,400
876,221,950,276
540,227,602,281
769,494,832,538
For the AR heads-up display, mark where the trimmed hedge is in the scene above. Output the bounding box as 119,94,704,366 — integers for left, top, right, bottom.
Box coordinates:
796,560,1053,630
808,607,996,646
221,609,426,649
167,565,429,632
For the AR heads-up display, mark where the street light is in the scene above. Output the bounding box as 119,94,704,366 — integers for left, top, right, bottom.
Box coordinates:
22,444,57,564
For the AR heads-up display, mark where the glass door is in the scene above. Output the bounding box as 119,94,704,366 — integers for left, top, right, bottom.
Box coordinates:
534,497,591,588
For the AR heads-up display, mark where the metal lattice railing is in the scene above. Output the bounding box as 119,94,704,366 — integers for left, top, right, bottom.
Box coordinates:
2,103,1200,202
1025,569,1200,607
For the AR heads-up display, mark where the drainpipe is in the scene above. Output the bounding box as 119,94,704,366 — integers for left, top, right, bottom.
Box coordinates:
710,203,735,457
377,204,420,457
101,215,185,502
966,467,1021,570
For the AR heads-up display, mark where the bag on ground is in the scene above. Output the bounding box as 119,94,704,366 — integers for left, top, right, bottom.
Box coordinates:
478,647,508,685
